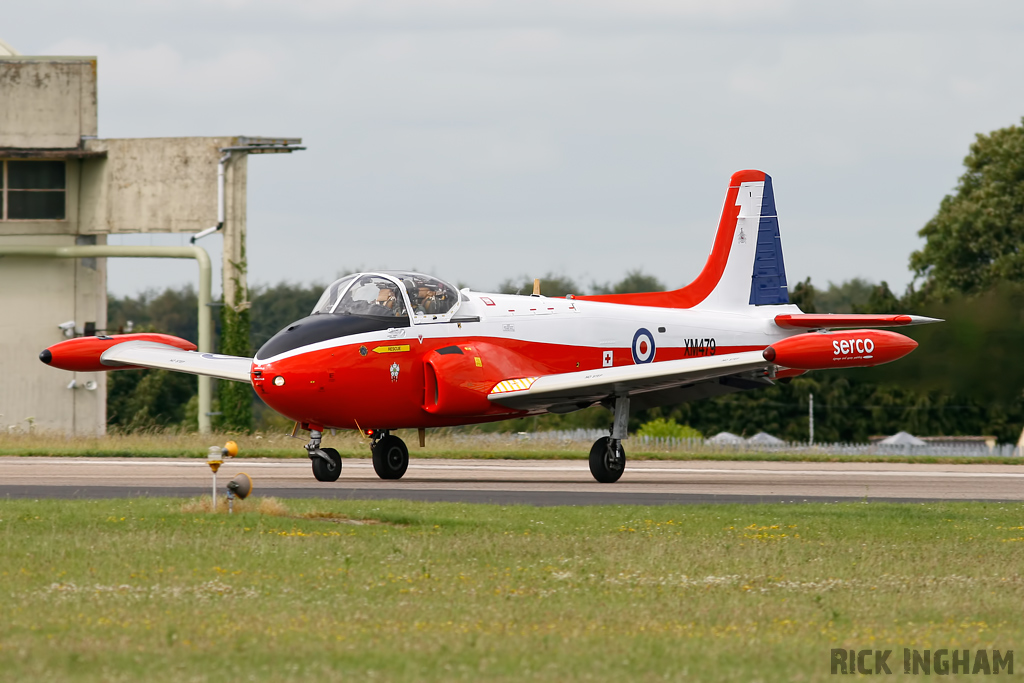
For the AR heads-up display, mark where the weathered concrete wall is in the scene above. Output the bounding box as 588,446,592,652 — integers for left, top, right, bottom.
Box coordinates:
0,57,97,148
79,137,236,233
1,57,254,434
0,234,107,435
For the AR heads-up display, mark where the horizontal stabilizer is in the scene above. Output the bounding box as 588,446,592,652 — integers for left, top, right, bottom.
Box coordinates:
100,341,253,382
774,314,942,330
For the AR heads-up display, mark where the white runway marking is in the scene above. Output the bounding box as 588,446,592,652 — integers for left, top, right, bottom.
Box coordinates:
6,458,1023,479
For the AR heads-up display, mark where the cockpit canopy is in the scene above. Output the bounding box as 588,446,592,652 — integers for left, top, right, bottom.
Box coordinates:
311,272,460,322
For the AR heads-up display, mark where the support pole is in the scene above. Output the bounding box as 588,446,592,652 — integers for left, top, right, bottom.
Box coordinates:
0,244,214,433
809,392,814,446
219,152,253,431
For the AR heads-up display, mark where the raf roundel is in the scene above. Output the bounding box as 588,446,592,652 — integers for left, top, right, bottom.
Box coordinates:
631,328,656,364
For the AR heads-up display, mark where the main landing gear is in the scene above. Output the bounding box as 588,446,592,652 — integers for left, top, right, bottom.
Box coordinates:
589,395,629,484
369,430,410,480
306,429,342,482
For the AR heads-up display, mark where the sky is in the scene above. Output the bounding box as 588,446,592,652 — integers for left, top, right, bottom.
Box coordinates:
6,0,1024,298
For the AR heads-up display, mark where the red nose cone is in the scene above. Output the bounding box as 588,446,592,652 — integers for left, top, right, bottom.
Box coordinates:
762,346,776,362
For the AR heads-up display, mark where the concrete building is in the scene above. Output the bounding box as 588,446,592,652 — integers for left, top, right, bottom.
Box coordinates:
0,44,300,435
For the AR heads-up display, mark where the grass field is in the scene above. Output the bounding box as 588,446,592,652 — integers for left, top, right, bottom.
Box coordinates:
1,430,1020,465
2,497,1022,681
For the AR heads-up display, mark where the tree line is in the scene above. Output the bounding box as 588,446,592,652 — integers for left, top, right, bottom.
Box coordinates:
106,116,1024,442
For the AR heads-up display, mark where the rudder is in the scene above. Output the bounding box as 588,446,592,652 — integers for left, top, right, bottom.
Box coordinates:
747,174,789,306
575,169,789,310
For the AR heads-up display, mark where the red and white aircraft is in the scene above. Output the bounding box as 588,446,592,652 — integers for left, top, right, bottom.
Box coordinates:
41,170,938,483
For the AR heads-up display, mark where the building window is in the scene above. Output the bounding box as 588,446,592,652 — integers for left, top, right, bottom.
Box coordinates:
1,160,66,220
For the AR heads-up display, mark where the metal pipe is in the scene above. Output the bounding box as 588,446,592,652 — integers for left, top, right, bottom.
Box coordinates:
190,152,230,244
0,244,215,433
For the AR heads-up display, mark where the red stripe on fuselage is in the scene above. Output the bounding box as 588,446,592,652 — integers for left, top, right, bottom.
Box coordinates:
574,169,765,309
252,337,764,430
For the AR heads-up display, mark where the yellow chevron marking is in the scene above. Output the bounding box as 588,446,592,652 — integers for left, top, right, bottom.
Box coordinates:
490,377,539,394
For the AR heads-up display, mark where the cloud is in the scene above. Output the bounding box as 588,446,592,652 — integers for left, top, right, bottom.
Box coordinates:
41,38,284,102
9,0,1024,295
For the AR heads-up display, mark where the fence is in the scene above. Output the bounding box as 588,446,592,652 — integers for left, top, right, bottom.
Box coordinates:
447,429,1019,457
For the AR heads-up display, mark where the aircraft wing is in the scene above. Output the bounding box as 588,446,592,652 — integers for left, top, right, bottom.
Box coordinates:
100,341,253,383
488,350,769,412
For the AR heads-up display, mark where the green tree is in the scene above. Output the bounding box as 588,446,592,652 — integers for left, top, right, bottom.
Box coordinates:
788,277,816,313
591,270,666,295
635,417,701,439
815,278,875,313
250,282,325,349
911,117,1024,300
852,281,901,314
107,286,199,342
107,367,197,431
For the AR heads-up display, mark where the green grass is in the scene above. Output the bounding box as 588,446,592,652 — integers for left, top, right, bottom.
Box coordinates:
2,498,1023,681
1,431,1020,465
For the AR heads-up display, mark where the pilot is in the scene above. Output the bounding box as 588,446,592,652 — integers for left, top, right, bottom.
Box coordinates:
376,286,401,313
404,279,429,314
417,285,441,314
347,283,381,315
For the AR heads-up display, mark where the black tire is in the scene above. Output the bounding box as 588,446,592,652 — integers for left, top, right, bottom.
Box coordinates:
589,436,626,483
311,447,342,482
372,435,409,480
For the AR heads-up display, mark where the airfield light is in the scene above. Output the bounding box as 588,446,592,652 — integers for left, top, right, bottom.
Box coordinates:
206,446,223,511
273,376,285,386
226,473,252,514
206,442,241,512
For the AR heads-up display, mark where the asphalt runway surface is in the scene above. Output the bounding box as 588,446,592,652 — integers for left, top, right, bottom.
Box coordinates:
2,456,1023,505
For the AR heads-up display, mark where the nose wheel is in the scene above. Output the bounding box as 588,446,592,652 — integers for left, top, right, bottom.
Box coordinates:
370,432,409,480
311,447,342,482
305,429,343,482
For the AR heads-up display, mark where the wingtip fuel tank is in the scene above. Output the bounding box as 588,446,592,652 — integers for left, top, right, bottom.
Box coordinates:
763,330,918,370
40,333,198,373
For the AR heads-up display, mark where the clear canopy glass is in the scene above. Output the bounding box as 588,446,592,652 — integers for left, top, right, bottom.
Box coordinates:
310,272,460,321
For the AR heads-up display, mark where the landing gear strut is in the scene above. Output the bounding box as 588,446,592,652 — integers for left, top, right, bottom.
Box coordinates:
370,430,409,480
306,429,342,482
589,395,629,483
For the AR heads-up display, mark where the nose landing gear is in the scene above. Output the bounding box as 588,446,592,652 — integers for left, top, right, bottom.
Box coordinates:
369,430,410,480
306,429,342,482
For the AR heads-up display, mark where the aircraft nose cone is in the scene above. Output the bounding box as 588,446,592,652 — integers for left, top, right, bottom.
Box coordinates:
39,349,52,364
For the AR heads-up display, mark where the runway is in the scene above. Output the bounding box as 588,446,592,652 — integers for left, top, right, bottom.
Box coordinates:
2,456,1022,505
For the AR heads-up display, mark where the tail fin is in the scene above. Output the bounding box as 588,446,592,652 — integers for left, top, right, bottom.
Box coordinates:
576,169,789,310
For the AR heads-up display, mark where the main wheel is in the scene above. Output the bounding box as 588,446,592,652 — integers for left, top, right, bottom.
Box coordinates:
311,447,342,482
589,436,626,483
372,435,409,480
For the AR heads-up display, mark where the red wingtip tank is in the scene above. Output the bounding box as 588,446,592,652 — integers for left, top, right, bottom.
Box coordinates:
39,333,197,373
762,329,918,370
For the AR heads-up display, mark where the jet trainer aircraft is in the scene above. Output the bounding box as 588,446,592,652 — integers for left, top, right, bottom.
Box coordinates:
41,170,939,483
